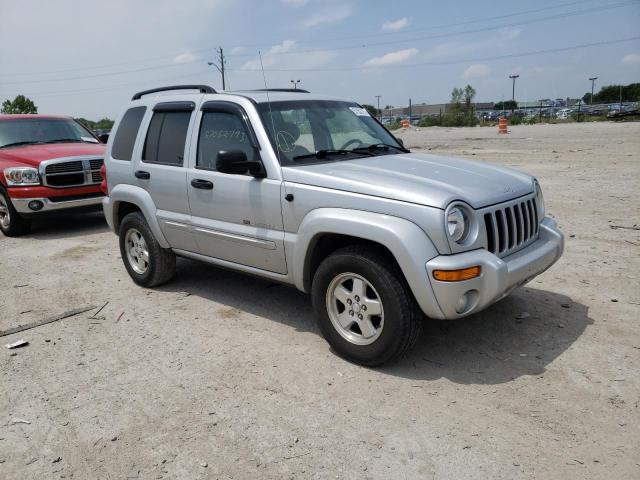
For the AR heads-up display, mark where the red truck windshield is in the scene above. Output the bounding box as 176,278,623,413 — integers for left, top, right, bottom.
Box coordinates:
0,118,99,148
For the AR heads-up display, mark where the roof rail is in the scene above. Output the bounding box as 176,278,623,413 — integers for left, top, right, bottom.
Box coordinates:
132,85,216,100
246,88,310,94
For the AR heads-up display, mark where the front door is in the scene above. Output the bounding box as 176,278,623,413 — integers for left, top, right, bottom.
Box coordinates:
186,101,287,274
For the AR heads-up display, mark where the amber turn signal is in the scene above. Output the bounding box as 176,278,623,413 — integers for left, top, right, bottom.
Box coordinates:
433,266,482,282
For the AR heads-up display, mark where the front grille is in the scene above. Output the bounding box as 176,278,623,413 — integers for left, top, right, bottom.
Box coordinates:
484,196,539,257
42,158,103,188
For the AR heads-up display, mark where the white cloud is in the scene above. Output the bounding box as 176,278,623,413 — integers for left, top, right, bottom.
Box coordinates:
303,6,351,28
382,17,409,31
270,39,295,54
622,53,640,65
173,52,196,64
463,64,492,79
362,48,418,68
281,0,308,6
230,46,245,55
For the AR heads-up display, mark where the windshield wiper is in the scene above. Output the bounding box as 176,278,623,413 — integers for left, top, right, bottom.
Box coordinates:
293,149,373,161
351,143,410,154
46,138,96,144
0,141,45,149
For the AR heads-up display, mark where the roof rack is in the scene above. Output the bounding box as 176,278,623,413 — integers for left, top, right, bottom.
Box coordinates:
132,85,216,101
242,88,310,94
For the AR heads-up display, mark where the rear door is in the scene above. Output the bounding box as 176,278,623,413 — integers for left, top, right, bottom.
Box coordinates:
135,100,198,251
185,100,287,274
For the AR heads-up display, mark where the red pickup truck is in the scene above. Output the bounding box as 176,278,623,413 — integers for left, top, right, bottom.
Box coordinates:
0,114,106,236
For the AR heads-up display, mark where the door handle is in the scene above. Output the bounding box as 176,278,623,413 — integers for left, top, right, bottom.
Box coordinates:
135,170,151,180
191,178,214,190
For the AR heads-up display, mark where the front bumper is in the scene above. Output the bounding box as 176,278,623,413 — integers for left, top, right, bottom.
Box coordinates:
425,216,564,319
12,194,104,214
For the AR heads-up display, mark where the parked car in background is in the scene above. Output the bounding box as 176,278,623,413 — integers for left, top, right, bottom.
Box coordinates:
102,85,563,366
0,115,106,236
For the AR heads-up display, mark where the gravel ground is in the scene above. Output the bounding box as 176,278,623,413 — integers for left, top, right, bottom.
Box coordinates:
1,121,638,479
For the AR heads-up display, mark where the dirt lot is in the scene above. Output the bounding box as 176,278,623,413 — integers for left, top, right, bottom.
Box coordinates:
1,121,639,479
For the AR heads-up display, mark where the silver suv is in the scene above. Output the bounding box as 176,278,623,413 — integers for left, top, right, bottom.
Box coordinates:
102,85,564,365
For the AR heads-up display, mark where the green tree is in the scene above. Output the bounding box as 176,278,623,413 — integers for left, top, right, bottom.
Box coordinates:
590,83,640,103
362,104,380,117
1,95,38,114
463,85,476,110
494,100,517,111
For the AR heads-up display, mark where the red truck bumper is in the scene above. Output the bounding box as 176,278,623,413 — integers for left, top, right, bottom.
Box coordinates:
7,185,104,214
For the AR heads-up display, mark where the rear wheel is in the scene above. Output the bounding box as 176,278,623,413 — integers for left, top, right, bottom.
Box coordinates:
311,245,423,366
119,212,175,287
0,187,32,237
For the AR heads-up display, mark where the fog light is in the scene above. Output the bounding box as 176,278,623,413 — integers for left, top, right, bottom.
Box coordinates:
28,200,44,211
455,290,479,314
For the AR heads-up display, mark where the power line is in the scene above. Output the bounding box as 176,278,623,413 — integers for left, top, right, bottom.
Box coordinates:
228,36,640,72
0,0,630,80
6,35,637,98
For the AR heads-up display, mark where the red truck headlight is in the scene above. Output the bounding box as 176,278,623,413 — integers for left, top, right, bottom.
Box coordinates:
100,163,108,194
4,167,40,186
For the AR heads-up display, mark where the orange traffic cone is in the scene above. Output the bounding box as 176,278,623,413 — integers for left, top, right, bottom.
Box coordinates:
498,117,508,134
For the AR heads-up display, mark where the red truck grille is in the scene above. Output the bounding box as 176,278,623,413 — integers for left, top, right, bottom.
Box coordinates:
42,158,103,188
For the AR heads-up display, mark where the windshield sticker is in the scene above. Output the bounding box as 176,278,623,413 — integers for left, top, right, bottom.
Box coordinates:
349,107,370,117
276,130,296,153
81,136,99,143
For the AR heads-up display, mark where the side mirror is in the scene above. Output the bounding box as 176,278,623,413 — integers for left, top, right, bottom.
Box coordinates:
98,133,109,144
216,150,266,178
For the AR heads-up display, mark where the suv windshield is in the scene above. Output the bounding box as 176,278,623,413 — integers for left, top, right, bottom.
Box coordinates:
256,100,406,165
0,118,99,148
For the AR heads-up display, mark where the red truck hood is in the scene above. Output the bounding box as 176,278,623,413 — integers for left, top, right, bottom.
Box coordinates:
0,143,106,167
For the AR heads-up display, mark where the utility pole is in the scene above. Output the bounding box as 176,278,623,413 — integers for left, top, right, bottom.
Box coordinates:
539,100,543,123
619,85,623,112
207,47,226,90
588,77,598,105
375,95,381,121
509,74,519,114
290,79,301,90
408,98,412,124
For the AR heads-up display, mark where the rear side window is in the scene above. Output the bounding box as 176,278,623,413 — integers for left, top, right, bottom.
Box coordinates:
143,111,191,166
197,111,256,170
111,107,146,161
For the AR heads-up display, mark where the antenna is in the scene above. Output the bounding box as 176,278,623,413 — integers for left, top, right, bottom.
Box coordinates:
259,51,282,165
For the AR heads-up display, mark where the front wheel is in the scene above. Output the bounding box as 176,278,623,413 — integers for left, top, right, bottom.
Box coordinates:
0,187,32,237
119,212,176,287
311,245,423,366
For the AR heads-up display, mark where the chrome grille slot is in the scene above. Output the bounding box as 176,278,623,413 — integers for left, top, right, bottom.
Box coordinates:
45,161,83,174
483,193,540,257
42,157,104,188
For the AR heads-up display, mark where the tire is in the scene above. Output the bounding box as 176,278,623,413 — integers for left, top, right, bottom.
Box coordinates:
0,186,32,237
311,244,423,366
119,212,176,287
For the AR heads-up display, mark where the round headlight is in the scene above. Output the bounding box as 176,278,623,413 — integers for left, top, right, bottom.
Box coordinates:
534,181,545,218
447,206,469,243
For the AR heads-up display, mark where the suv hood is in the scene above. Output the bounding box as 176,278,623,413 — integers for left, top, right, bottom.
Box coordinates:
282,152,534,209
0,143,105,168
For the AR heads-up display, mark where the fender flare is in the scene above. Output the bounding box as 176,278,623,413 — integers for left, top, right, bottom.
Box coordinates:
105,184,170,248
291,208,444,319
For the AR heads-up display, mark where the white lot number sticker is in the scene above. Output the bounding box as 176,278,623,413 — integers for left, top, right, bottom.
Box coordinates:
349,107,370,117
81,136,99,143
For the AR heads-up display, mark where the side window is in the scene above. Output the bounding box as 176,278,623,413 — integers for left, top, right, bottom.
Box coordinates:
143,111,191,166
196,111,256,170
112,107,146,161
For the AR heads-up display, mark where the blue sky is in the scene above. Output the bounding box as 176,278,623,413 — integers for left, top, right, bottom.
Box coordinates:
0,0,639,119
